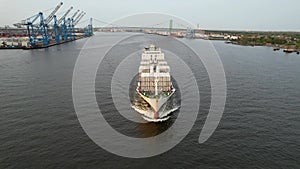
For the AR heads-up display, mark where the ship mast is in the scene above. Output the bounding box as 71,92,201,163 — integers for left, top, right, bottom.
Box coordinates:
155,79,158,96
154,78,159,118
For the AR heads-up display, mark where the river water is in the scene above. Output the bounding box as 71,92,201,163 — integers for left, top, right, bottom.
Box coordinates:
0,33,299,168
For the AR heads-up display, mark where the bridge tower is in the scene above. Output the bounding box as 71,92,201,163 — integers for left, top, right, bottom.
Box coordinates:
169,19,173,34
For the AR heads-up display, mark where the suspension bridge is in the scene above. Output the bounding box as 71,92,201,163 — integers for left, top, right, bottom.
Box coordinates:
91,18,205,39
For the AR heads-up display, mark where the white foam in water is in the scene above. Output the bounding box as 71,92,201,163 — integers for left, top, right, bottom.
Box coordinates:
142,115,170,122
132,105,180,122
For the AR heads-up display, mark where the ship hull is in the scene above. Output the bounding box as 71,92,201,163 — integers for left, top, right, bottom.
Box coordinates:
133,88,176,121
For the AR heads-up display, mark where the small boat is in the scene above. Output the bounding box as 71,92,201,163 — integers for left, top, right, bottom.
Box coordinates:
283,48,295,53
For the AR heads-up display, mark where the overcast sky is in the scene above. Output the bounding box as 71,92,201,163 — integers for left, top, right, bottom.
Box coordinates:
0,0,299,31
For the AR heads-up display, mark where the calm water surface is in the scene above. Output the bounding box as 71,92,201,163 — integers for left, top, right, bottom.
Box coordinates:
0,33,299,168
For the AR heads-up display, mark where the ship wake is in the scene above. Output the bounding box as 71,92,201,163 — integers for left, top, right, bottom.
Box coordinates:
132,105,180,122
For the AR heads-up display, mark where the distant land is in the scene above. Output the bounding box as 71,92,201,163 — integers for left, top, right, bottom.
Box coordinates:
205,30,300,49
1,26,300,53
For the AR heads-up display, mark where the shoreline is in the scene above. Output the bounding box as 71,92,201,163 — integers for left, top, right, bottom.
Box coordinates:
212,39,300,54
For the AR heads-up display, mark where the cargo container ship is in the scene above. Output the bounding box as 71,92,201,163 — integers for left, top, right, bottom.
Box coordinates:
132,44,176,122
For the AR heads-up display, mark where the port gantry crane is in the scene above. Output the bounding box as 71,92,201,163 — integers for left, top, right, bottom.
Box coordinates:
71,11,86,40
14,2,92,47
84,18,93,36
24,12,46,46
60,9,79,41
53,6,74,43
21,2,64,47
63,11,86,41
58,10,88,42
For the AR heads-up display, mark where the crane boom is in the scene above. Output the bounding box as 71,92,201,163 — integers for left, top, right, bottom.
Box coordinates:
73,11,84,23
44,2,63,25
70,10,80,21
32,12,43,24
57,7,73,25
73,11,85,25
74,12,86,26
14,14,39,27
